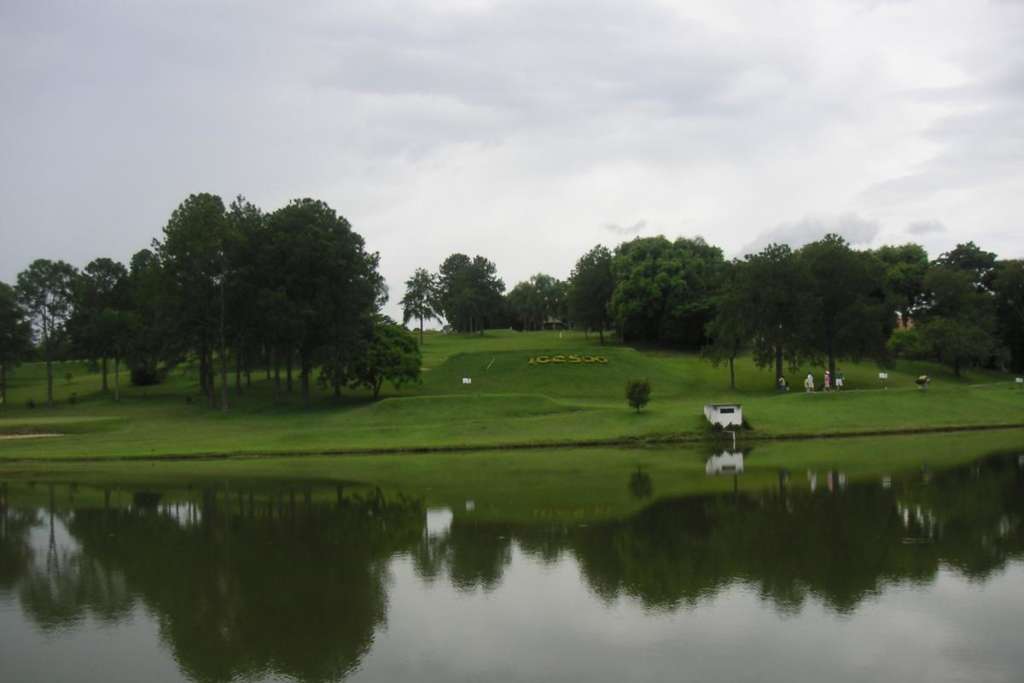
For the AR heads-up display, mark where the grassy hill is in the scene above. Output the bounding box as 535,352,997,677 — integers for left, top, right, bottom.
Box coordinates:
1,329,1021,460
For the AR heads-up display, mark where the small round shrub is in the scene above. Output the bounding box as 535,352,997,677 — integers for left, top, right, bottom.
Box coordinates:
625,378,651,413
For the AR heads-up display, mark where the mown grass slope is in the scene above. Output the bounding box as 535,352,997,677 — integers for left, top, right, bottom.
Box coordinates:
1,330,1021,459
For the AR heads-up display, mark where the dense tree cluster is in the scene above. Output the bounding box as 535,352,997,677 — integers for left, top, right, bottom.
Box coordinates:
4,202,1023,410
1,193,420,410
401,236,1023,382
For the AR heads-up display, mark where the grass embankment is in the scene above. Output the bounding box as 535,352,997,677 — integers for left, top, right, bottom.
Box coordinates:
0,330,1021,460
3,430,1022,524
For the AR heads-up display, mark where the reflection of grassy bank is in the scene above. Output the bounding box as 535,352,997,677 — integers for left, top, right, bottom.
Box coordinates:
4,430,1022,523
1,329,1021,461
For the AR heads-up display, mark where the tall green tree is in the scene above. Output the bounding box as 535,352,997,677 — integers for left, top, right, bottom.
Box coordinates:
0,282,33,407
934,241,997,292
436,254,505,333
15,259,78,406
720,244,808,383
799,235,893,380
158,193,230,409
567,245,614,343
993,260,1024,373
918,265,1000,375
506,274,566,331
68,257,129,392
123,249,176,388
268,198,384,407
873,243,929,326
225,196,267,394
400,268,439,344
610,236,724,348
702,261,748,389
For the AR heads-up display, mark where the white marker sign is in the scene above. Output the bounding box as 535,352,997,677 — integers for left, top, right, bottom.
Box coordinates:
462,377,472,385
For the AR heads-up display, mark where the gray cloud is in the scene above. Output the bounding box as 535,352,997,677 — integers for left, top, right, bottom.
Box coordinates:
741,213,881,256
907,220,946,236
604,221,648,237
1,0,1023,324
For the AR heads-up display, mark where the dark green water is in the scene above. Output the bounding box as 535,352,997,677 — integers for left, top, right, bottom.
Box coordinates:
2,450,1023,682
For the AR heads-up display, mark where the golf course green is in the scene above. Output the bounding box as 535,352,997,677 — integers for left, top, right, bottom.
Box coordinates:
0,330,1021,461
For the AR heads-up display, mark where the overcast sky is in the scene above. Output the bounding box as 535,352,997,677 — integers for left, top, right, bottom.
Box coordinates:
2,0,1022,321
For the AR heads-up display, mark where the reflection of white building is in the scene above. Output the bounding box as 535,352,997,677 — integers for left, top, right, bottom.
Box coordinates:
705,451,744,475
425,507,453,538
704,403,742,429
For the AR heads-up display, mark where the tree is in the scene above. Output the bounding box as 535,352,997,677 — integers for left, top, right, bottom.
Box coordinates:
0,281,33,407
348,317,421,400
400,268,439,344
436,254,505,333
610,236,724,348
506,274,567,331
799,235,893,380
993,260,1024,373
224,196,267,395
158,193,230,409
122,249,177,388
918,265,1000,375
719,244,809,384
935,241,997,292
625,379,651,413
702,261,748,390
268,198,384,407
567,245,614,343
16,259,78,406
873,243,929,326
67,258,129,392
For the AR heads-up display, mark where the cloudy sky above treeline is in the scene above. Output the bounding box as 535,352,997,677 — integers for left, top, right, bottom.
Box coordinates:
2,0,1022,320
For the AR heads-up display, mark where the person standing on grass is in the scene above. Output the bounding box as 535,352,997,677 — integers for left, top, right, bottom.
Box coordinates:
804,373,815,392
836,371,845,391
824,370,832,392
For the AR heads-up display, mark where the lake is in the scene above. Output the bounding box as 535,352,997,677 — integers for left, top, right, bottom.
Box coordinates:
2,437,1023,682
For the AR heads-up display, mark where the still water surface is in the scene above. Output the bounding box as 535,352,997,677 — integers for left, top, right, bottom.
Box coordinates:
2,448,1023,682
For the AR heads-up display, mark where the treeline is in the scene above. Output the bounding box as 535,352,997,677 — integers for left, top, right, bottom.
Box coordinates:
3,199,1023,410
402,235,1024,381
0,194,421,409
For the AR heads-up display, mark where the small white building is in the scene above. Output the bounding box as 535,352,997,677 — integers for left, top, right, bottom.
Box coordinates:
704,403,742,429
706,450,744,475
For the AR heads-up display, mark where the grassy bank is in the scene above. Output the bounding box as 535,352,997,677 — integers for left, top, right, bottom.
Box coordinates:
1,330,1021,460
3,430,1023,523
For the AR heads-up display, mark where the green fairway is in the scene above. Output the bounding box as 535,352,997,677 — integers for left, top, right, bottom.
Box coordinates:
0,330,1021,460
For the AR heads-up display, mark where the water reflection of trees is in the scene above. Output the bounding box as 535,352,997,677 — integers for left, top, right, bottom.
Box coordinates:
1,454,1021,679
412,454,1024,614
595,455,1019,612
2,488,424,683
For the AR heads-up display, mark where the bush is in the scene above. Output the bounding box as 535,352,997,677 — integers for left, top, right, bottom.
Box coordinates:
68,393,78,405
131,365,163,386
887,328,930,360
625,378,651,413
